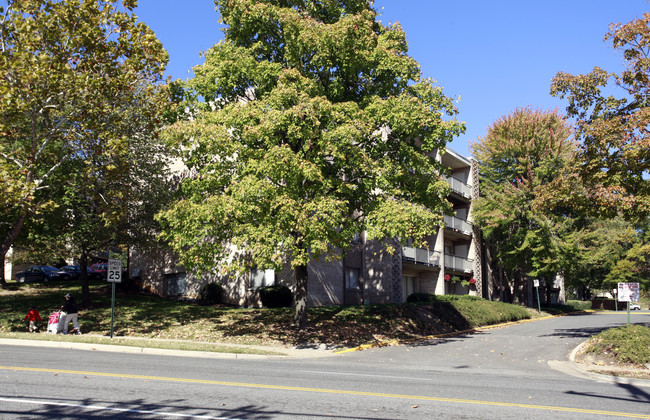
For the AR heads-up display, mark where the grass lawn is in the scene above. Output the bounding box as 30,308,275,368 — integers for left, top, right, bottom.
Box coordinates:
1,280,582,353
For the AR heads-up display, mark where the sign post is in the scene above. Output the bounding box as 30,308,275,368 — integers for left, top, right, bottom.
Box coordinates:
107,259,122,338
533,279,541,314
617,282,640,326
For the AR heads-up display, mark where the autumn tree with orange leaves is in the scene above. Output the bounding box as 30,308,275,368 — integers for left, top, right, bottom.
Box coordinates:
551,12,650,221
471,108,576,305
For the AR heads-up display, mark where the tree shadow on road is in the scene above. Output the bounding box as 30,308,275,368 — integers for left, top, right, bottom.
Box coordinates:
400,329,489,348
566,379,650,404
1,395,397,420
540,326,611,339
540,321,648,339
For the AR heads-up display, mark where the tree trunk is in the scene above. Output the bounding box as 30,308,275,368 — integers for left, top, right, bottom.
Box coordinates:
293,264,309,329
80,251,90,306
557,273,566,305
0,210,29,288
0,254,5,287
500,266,508,302
512,271,522,304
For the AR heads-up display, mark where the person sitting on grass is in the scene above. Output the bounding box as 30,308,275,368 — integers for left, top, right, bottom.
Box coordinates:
24,306,42,333
61,293,81,335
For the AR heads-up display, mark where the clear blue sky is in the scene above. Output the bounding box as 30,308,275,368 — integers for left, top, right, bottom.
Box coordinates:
136,0,648,158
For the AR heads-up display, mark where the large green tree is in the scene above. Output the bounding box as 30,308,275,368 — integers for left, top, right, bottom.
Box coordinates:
471,108,575,305
562,216,637,299
551,12,650,221
604,219,650,292
0,0,169,293
158,0,464,328
57,100,173,304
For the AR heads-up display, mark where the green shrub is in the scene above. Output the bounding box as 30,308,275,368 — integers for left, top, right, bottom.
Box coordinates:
585,325,650,366
541,300,592,315
435,294,484,302
406,293,483,303
407,293,435,303
259,285,293,308
199,282,224,305
564,300,592,310
405,293,530,328
450,298,530,327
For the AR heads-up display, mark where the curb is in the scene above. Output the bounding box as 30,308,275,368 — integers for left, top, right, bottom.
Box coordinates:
0,337,342,360
564,341,650,388
0,338,274,359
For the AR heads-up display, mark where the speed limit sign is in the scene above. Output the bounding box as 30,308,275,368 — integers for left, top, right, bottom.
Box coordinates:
107,259,122,283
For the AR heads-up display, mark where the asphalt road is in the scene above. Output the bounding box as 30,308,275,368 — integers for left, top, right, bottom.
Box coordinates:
1,312,649,419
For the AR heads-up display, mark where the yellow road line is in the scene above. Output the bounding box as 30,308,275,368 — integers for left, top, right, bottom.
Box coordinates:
593,311,650,314
2,365,647,418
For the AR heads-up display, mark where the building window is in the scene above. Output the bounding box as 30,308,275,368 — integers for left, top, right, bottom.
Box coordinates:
165,272,186,296
250,269,275,289
345,267,360,289
402,275,417,301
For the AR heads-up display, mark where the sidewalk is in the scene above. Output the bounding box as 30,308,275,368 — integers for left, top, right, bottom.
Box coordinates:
0,335,341,360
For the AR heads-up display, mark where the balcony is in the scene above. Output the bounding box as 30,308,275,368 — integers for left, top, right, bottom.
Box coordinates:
445,176,471,199
443,215,472,236
444,254,473,273
402,246,441,267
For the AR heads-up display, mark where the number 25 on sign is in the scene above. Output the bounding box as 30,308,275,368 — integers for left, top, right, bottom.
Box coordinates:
107,259,122,283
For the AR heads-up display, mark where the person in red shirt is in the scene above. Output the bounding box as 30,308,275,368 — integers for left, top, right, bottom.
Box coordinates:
24,306,42,333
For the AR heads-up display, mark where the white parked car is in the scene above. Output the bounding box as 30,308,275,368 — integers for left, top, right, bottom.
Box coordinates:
630,303,641,310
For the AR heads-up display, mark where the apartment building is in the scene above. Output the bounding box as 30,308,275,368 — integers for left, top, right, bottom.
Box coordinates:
305,147,481,306
400,148,481,301
131,147,482,306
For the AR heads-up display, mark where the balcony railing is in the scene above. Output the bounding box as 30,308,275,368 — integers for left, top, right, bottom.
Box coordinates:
444,254,474,273
402,246,441,267
445,176,471,198
443,215,472,235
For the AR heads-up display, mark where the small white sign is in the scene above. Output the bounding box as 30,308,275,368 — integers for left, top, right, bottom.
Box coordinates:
533,279,540,287
618,282,640,302
107,259,122,283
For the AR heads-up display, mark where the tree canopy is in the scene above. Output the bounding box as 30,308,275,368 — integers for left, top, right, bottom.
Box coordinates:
158,0,464,327
551,12,650,221
564,216,638,298
605,225,650,292
0,0,170,295
471,108,575,304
